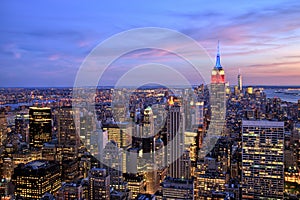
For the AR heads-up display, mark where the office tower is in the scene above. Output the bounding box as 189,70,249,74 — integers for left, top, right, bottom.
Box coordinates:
208,43,226,138
142,106,159,194
194,101,205,149
15,114,29,143
166,96,185,179
238,69,242,91
242,120,284,199
56,182,83,200
142,106,154,160
161,177,194,200
88,168,110,200
12,160,61,200
57,106,79,147
55,107,81,182
80,109,96,154
183,88,195,131
154,138,164,169
29,107,52,149
102,140,123,190
194,101,204,128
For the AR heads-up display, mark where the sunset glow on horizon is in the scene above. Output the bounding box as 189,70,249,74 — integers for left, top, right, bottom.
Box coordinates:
1,0,300,87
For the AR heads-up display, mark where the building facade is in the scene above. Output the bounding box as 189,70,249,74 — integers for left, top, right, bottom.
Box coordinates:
242,120,284,199
88,168,110,200
12,160,61,200
29,107,52,149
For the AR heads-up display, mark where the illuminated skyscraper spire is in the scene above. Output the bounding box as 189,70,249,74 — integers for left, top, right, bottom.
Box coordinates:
215,40,223,70
211,41,225,84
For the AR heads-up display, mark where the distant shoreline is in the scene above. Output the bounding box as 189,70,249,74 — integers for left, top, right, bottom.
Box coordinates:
0,85,300,89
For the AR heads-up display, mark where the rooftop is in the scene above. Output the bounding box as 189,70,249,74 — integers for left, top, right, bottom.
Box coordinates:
25,160,48,169
242,120,284,127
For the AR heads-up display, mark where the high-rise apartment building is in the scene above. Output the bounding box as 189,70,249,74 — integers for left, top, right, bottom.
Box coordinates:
29,107,52,149
242,120,284,199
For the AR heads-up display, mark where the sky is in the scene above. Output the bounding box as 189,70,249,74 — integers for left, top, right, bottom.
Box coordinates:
1,0,300,87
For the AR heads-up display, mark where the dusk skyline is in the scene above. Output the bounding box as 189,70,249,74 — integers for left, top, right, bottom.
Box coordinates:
1,0,300,87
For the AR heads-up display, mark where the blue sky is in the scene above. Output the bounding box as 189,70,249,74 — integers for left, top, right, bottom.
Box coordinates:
1,0,300,87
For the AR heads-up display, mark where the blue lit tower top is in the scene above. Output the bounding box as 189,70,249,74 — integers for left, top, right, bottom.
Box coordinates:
211,41,225,84
215,40,223,70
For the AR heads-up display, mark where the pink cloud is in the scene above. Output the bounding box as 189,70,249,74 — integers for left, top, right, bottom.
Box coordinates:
14,52,21,59
78,40,90,47
48,54,60,61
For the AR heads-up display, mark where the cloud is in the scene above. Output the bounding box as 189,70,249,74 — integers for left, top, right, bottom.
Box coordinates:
48,54,60,61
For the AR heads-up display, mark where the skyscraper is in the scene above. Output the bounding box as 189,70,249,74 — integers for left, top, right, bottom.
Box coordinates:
209,43,226,134
29,107,52,149
142,106,154,160
15,114,29,143
56,106,79,147
203,43,226,157
242,120,284,199
166,96,185,179
238,69,242,91
80,110,96,154
12,160,61,200
88,168,110,200
102,122,132,174
298,99,300,122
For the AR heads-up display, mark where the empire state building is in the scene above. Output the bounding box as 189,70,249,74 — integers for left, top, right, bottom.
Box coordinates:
209,42,226,136
197,42,227,159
